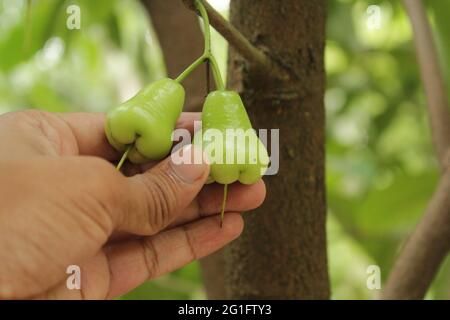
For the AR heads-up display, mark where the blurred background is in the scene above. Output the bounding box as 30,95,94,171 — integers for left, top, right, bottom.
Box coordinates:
0,0,449,299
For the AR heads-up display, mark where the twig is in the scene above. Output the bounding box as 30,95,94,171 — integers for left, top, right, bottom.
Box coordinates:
382,0,450,299
382,170,450,299
182,0,290,80
403,0,450,169
116,145,132,171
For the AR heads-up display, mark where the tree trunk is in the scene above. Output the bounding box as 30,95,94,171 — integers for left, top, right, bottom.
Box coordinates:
223,0,330,299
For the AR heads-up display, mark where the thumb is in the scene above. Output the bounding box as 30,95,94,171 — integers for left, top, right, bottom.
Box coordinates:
117,145,209,235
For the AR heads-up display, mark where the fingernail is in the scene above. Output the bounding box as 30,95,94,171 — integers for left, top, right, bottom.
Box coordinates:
170,145,208,183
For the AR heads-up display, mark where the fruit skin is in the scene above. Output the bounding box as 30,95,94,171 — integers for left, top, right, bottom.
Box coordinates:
194,90,269,185
105,78,185,163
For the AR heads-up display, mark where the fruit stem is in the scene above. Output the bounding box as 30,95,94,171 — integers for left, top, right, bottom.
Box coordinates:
175,54,207,83
196,0,225,91
197,0,211,55
175,1,225,90
116,145,132,171
206,59,211,94
208,54,224,91
220,184,228,228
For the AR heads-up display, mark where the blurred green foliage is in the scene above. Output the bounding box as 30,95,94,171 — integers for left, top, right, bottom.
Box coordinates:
327,0,450,299
0,0,449,299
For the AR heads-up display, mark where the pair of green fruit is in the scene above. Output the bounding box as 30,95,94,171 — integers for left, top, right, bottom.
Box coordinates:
104,0,269,225
105,78,269,186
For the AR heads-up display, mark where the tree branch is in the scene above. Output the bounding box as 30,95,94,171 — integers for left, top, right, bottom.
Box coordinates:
403,0,450,169
382,0,450,299
382,170,450,299
182,0,290,80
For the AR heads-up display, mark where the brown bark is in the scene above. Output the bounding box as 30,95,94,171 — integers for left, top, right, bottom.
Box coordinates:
142,0,206,111
223,0,330,299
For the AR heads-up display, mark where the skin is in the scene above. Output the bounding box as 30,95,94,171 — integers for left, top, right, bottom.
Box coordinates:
0,110,266,299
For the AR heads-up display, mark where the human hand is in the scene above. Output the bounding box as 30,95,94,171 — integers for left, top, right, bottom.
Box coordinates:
0,110,266,299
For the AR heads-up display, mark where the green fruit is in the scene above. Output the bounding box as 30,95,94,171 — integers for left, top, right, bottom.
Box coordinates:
105,78,185,163
194,90,269,185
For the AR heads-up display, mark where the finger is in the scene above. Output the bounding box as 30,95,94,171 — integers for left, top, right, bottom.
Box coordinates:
169,179,266,228
35,214,243,300
175,112,201,136
59,113,118,160
33,251,111,300
59,112,201,160
115,145,210,235
107,180,265,243
105,213,243,299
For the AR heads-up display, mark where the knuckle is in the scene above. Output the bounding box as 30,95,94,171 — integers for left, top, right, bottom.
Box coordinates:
23,109,48,117
182,225,198,260
141,168,180,231
1,110,46,128
10,110,68,155
139,238,159,279
18,109,47,120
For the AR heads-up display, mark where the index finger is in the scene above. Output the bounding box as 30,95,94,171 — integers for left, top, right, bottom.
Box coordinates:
59,112,201,161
